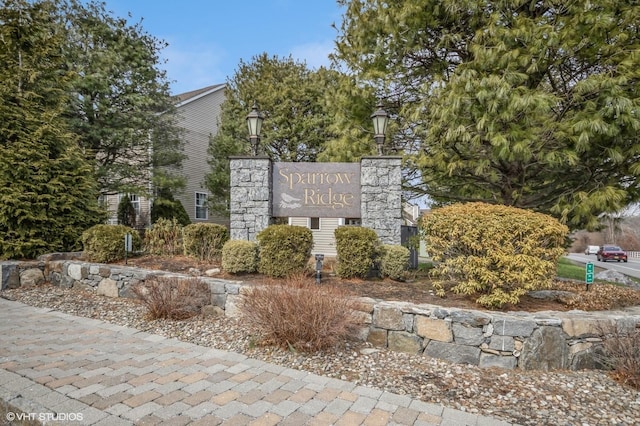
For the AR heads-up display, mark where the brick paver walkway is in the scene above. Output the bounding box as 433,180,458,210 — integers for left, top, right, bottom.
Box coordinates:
0,298,515,425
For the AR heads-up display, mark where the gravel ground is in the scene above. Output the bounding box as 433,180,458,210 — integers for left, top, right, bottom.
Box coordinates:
2,285,640,426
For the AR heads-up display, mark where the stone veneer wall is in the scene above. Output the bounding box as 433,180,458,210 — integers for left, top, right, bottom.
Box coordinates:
360,157,403,245
229,156,404,245
229,156,272,241
3,259,639,372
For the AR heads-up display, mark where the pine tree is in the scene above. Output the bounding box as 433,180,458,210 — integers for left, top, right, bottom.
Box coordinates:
205,54,344,216
334,0,640,229
60,0,185,196
0,0,106,259
117,196,137,228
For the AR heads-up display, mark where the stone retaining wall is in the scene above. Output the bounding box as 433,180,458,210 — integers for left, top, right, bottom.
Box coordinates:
2,259,639,371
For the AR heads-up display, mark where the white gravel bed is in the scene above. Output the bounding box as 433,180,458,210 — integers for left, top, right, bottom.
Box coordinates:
2,286,640,426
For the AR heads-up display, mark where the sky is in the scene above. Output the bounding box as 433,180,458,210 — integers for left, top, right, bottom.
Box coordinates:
102,0,345,95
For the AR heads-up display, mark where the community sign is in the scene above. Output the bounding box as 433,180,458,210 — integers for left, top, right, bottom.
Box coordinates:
272,162,361,218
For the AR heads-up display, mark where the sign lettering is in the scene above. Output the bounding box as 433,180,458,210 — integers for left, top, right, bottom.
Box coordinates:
273,162,361,218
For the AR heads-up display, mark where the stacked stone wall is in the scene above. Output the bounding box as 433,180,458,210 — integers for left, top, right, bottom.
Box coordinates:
3,259,639,372
228,157,404,245
360,157,403,245
229,156,272,241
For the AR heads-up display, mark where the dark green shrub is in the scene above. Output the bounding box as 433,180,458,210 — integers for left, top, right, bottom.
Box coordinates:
81,224,142,263
379,244,410,281
256,225,313,277
144,218,183,256
222,240,259,274
117,195,137,228
182,223,229,261
422,202,568,308
334,226,379,278
151,196,191,226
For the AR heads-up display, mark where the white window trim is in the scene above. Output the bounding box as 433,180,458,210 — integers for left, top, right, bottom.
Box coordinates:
195,192,208,220
129,194,140,215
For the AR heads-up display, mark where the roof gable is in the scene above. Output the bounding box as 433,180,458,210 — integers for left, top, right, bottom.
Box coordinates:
174,84,225,107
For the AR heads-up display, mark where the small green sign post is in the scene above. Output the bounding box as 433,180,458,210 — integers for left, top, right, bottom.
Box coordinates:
585,262,594,290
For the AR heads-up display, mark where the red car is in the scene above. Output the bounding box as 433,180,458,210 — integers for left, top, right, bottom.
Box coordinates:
596,245,628,262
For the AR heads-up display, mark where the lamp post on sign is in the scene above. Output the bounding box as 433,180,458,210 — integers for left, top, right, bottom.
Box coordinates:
371,103,389,156
585,262,594,291
246,101,264,156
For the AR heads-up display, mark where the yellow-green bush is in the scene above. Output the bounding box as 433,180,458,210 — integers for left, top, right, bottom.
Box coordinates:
335,226,379,278
379,244,410,281
222,240,259,274
182,223,228,261
256,225,313,277
81,224,142,263
144,218,183,256
422,202,568,308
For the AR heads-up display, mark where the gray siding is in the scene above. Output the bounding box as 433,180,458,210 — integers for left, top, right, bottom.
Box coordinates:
289,217,343,256
102,193,151,228
174,86,228,226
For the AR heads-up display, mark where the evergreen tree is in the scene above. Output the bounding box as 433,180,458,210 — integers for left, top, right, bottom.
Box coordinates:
316,71,379,162
205,54,343,216
0,0,106,259
60,0,185,196
334,0,640,229
117,195,137,228
151,188,191,226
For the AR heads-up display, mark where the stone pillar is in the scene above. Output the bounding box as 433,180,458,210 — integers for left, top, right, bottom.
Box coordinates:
360,156,403,245
229,156,272,241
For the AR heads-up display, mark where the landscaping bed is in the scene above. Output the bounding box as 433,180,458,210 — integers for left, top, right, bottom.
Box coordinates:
110,254,640,312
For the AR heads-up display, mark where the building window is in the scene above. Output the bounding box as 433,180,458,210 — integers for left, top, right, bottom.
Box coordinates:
195,192,208,220
345,218,361,226
310,217,320,230
129,194,140,215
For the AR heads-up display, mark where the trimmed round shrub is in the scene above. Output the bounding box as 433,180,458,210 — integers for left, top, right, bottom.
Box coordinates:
379,244,410,281
151,197,191,226
334,226,379,278
422,202,569,308
256,225,313,277
144,218,183,256
81,224,142,263
182,223,229,261
222,240,259,274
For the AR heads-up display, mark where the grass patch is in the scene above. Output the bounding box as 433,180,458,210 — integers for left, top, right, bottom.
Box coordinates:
557,257,637,287
557,257,588,281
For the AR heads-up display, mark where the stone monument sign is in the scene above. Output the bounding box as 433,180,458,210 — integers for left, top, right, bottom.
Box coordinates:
272,162,360,218
230,156,402,245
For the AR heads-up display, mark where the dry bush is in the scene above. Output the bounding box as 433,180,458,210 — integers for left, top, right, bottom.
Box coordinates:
132,276,210,320
600,327,640,389
560,281,640,311
239,273,360,352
